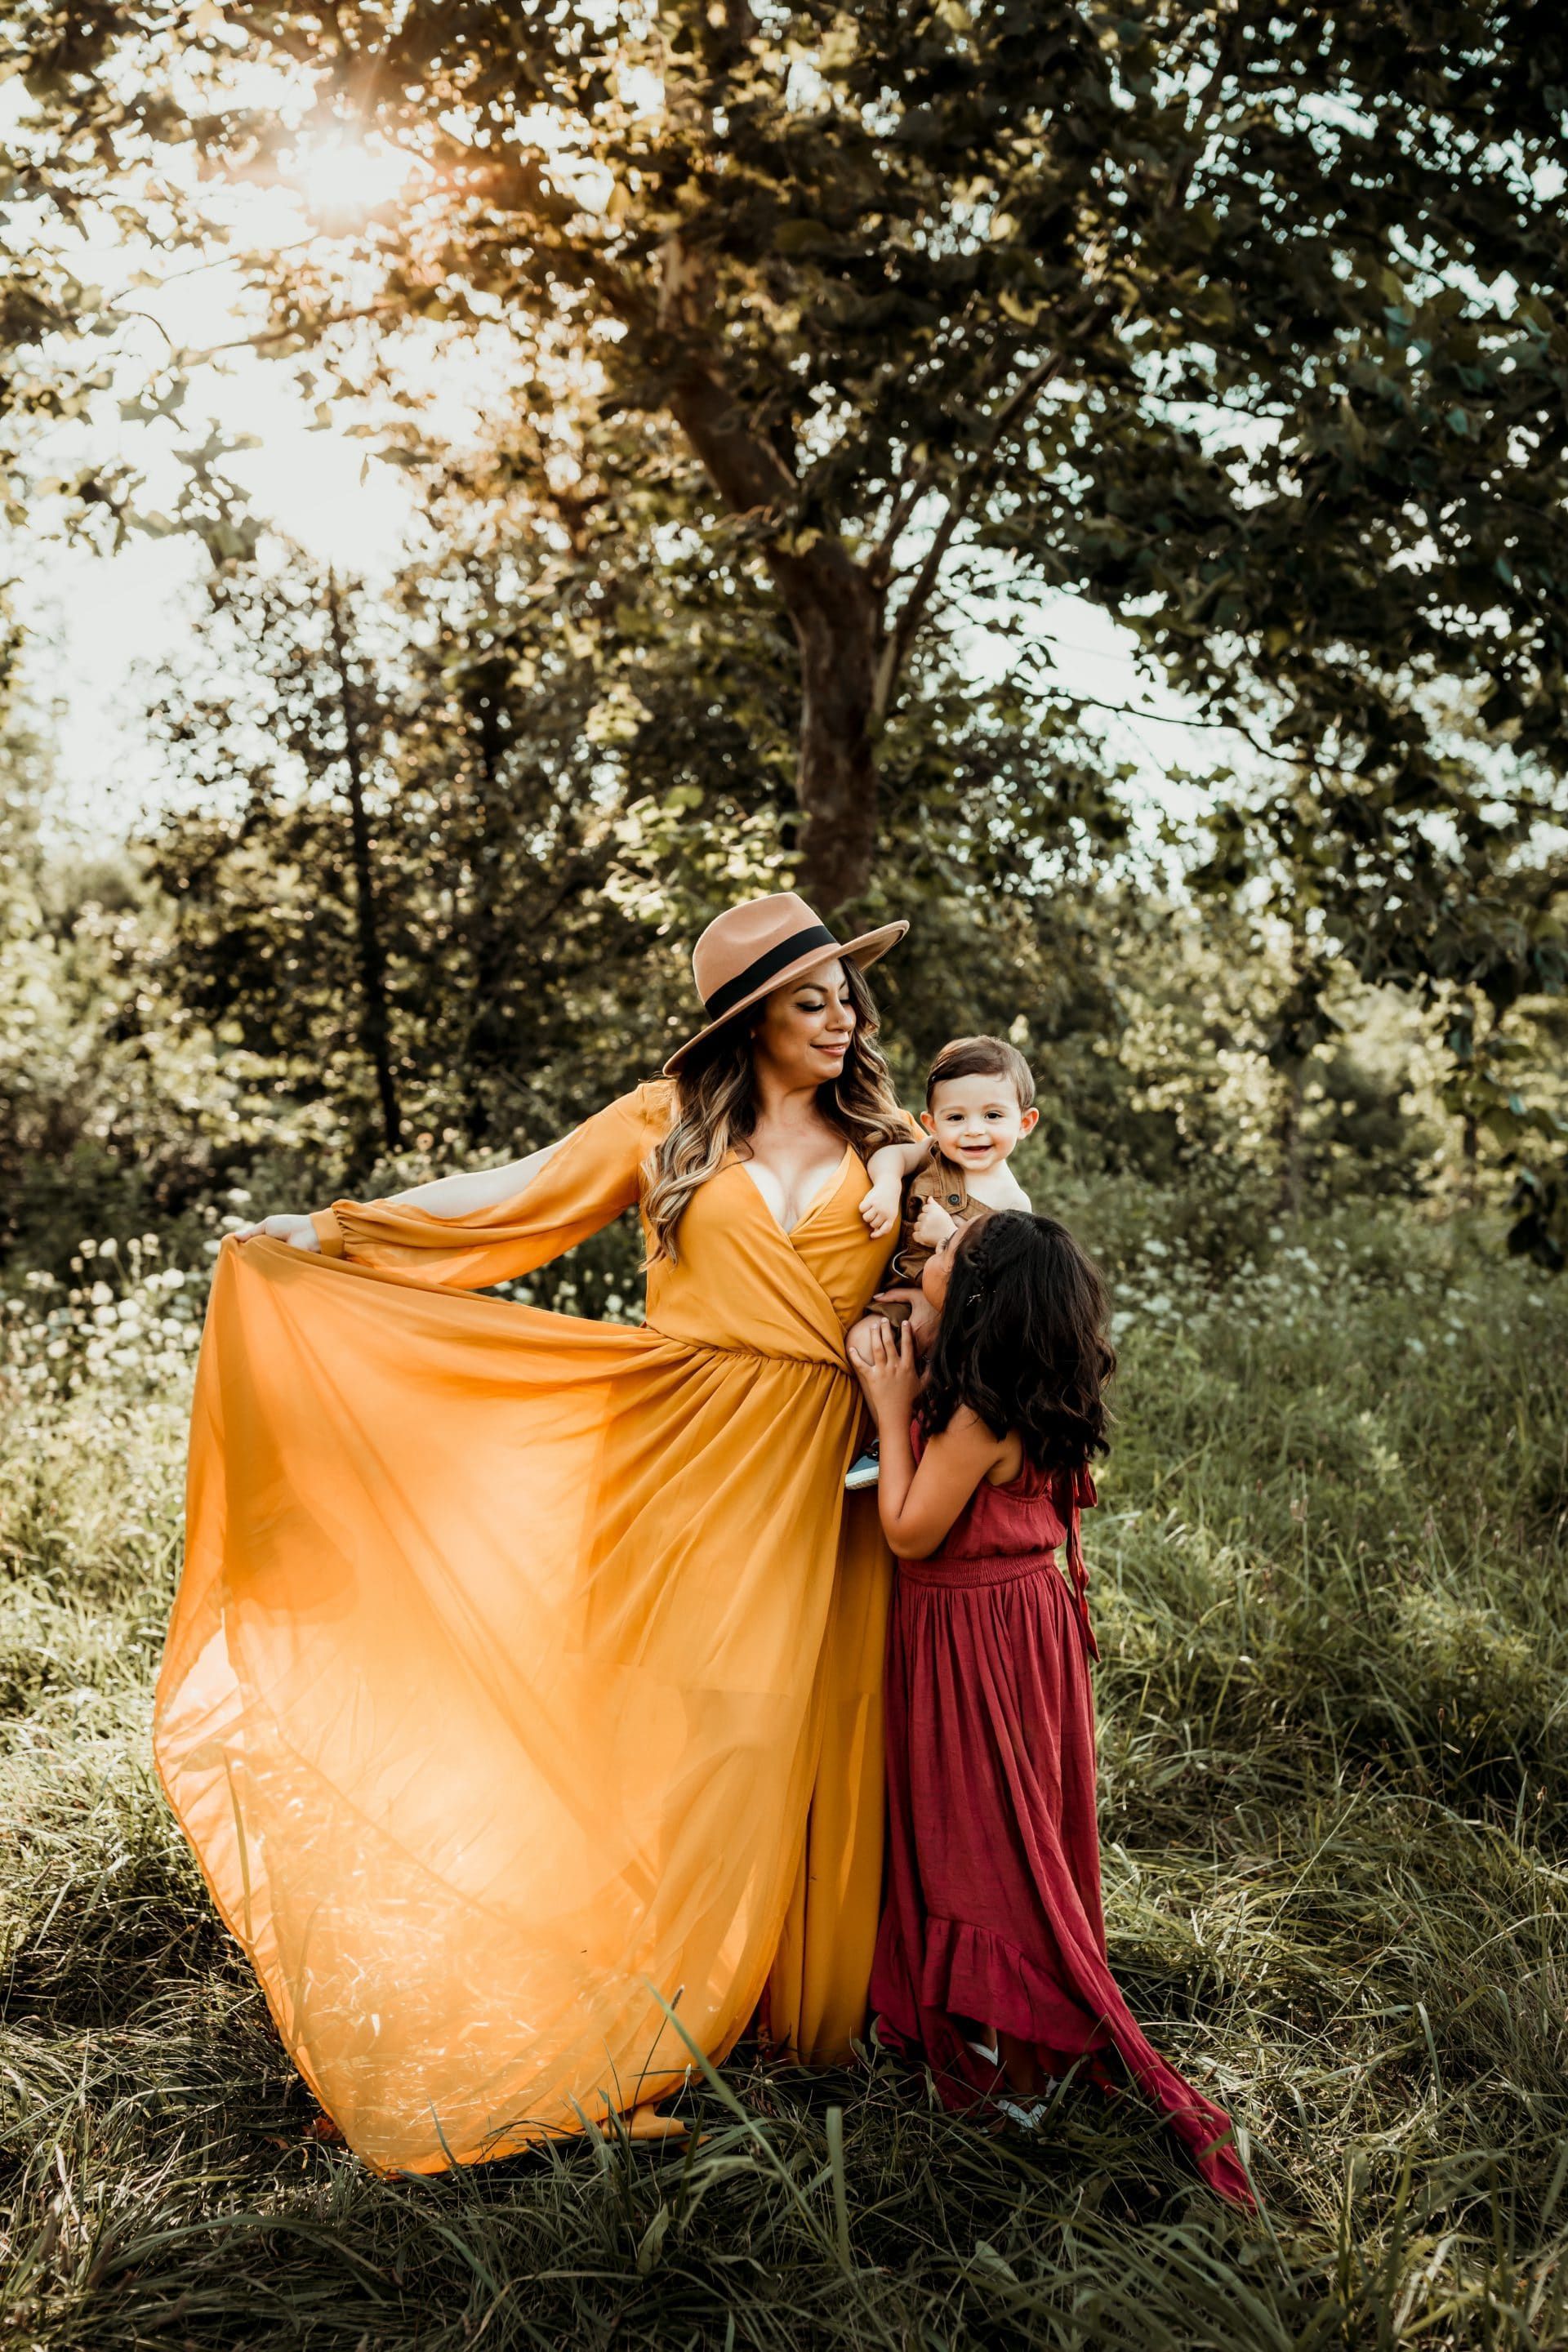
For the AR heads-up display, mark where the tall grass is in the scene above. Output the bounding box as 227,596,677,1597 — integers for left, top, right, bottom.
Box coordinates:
1,1197,1565,2348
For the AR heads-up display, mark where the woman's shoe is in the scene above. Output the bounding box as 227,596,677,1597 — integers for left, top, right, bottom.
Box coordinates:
622,2109,689,2140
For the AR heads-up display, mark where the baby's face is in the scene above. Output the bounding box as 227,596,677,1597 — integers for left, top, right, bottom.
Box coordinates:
922,1074,1037,1175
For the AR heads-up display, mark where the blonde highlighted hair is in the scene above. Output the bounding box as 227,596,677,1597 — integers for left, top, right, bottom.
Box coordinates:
644,960,909,1263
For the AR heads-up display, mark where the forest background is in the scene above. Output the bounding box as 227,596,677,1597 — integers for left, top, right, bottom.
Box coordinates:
2,5,1568,2348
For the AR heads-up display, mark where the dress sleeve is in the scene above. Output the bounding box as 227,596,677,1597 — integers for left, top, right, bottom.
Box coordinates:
305,1082,672,1292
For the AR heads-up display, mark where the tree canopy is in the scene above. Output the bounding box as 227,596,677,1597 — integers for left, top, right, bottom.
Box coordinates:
10,2,1568,887
5,1,1567,1253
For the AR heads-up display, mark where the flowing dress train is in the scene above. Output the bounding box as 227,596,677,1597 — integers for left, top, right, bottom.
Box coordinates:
155,1084,897,2173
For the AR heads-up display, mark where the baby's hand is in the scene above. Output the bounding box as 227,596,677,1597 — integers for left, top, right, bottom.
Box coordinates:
912,1197,958,1250
858,1175,904,1240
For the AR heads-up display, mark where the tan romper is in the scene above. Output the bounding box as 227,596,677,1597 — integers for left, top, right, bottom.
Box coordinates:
879,1149,989,1325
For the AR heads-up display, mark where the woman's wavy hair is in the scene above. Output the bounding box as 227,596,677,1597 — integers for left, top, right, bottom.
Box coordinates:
917,1211,1116,1474
644,958,908,1263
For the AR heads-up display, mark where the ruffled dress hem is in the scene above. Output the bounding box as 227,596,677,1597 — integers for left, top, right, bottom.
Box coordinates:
871,1913,1252,2204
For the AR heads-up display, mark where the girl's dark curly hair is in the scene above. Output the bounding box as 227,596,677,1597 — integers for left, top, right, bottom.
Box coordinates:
917,1212,1116,1474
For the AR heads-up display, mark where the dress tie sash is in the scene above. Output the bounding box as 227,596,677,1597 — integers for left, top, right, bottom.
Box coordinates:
1062,1466,1100,1662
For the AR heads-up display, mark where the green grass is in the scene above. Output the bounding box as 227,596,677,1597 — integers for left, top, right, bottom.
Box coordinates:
1,1199,1566,2349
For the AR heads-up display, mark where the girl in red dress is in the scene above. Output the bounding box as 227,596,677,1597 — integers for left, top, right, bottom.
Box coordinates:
849,1212,1253,2207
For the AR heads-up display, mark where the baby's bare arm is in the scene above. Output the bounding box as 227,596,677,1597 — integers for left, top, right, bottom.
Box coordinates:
859,1133,929,1236
865,1134,929,1187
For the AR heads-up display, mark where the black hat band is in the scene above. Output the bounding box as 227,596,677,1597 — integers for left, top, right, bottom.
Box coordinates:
702,924,840,1022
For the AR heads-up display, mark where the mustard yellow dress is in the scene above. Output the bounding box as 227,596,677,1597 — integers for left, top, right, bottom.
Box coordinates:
154,1082,897,2173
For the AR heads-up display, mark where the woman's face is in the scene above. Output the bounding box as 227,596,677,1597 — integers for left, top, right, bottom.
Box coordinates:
751,957,856,1089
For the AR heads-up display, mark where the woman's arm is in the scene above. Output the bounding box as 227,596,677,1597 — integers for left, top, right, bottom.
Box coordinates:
236,1139,567,1251
383,1138,564,1219
852,1321,1007,1557
231,1084,668,1289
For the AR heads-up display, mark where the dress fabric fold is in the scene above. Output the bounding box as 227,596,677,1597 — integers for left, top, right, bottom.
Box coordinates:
154,1083,897,2174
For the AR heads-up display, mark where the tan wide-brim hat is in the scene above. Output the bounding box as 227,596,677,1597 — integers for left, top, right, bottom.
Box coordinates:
662,890,909,1076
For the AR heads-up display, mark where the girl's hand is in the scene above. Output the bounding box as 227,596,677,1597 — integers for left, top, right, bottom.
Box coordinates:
869,1289,938,1360
858,1175,905,1240
852,1314,920,1423
846,1312,894,1370
234,1213,321,1251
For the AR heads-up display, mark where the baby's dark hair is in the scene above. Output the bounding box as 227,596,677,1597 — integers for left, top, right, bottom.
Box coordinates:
925,1034,1036,1112
917,1211,1114,1475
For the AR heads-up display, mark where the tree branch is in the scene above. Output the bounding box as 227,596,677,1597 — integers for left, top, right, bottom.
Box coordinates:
666,355,798,515
666,351,880,642
872,13,1246,719
872,346,1069,719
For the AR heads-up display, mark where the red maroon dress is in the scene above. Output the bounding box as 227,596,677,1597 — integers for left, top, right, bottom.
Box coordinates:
870,1430,1254,2207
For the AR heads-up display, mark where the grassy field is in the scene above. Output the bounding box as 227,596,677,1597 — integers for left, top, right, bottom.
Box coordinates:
1,1192,1566,2350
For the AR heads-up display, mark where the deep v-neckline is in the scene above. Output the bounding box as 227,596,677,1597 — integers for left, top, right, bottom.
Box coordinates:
735,1144,853,1241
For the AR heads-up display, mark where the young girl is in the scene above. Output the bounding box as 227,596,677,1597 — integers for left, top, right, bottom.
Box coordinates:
850,1213,1254,2207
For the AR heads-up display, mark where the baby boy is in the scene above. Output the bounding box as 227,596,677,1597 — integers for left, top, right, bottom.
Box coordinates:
844,1034,1039,1487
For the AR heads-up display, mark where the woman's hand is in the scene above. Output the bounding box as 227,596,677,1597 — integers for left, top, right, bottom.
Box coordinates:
234,1214,321,1251
858,1174,905,1240
912,1196,958,1250
851,1314,920,1427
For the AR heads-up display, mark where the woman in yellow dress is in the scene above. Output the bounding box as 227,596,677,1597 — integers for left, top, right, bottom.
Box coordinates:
154,892,914,2175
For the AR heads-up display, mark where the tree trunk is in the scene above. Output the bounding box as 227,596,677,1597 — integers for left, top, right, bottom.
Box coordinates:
461,682,510,1146
666,355,884,916
1276,1062,1303,1218
325,574,402,1156
789,564,880,912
